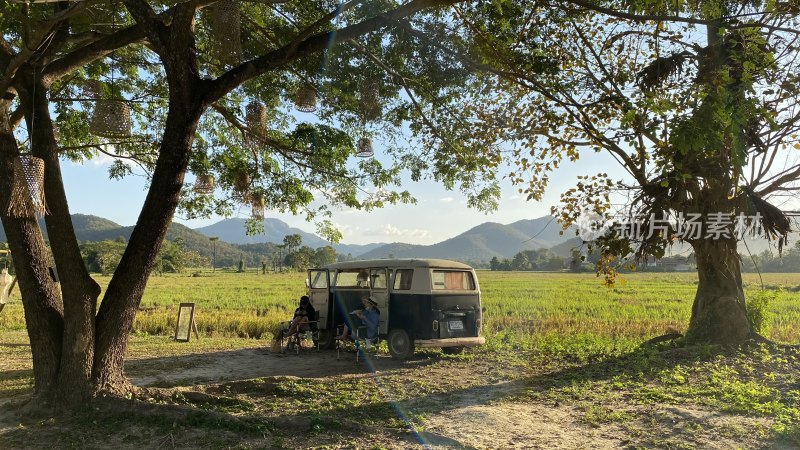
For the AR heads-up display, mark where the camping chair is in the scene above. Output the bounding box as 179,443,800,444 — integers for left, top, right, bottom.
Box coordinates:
280,312,320,355
335,324,379,362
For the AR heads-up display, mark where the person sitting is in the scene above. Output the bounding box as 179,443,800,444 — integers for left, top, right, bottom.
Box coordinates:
336,296,380,343
356,269,370,287
285,296,313,338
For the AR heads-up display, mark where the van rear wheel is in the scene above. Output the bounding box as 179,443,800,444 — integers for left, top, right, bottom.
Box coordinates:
442,346,464,355
387,329,414,360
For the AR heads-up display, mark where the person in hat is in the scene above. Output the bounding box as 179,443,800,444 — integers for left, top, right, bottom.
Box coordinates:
336,296,380,341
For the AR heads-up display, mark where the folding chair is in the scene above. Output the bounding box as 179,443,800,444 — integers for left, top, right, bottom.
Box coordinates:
280,318,320,355
336,325,379,362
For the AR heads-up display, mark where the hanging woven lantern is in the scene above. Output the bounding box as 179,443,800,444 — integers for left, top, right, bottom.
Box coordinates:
360,81,381,121
7,155,47,218
250,192,266,220
193,174,215,194
294,84,317,113
233,171,250,200
211,0,242,66
245,101,267,144
356,137,374,158
90,99,131,138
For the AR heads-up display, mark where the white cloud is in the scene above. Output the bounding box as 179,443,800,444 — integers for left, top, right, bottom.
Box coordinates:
361,224,431,240
439,196,454,203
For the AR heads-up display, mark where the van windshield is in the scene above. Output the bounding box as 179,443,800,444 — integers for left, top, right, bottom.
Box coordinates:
335,269,370,287
432,270,475,290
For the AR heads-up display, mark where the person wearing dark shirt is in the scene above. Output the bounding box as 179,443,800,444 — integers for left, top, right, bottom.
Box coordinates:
286,295,314,337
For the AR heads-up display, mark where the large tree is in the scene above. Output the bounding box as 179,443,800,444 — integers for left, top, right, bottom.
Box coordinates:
451,0,800,344
0,0,514,408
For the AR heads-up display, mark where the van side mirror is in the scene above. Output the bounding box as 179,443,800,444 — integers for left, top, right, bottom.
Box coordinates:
305,278,310,288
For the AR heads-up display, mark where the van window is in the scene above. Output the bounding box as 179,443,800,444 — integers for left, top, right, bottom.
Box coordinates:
370,268,387,289
432,270,475,290
393,269,413,290
335,269,370,288
309,270,328,289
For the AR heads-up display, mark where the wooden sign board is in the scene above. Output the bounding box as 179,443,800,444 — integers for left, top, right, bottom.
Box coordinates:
175,303,196,342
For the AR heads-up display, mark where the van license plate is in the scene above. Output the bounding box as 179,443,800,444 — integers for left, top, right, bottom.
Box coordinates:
449,320,464,330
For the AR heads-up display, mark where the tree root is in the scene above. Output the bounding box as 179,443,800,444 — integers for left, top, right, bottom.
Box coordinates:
641,332,683,346
747,331,799,349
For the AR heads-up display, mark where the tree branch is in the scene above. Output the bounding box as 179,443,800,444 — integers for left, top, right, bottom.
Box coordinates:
204,0,460,104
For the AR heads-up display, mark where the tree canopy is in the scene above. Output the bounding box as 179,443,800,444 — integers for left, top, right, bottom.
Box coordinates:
452,0,800,343
0,0,532,407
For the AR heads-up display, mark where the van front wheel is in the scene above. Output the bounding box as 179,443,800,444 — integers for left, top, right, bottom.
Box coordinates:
387,329,414,360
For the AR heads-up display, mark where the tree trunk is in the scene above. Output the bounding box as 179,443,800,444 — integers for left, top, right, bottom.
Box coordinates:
22,77,101,405
92,91,204,392
687,237,751,345
0,100,64,404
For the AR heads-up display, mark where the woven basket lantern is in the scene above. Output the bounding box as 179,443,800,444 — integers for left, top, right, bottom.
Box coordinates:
294,84,317,113
250,192,266,220
7,155,47,218
233,171,250,200
356,137,374,158
90,99,131,138
211,0,242,66
245,101,267,144
193,174,215,194
360,82,381,121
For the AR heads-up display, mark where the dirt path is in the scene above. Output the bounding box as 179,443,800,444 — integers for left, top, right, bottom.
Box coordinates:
2,338,785,449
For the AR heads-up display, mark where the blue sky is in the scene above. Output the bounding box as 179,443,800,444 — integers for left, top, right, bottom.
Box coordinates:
59,143,622,245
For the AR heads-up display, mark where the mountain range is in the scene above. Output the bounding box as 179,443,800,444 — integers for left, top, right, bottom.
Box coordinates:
0,214,580,265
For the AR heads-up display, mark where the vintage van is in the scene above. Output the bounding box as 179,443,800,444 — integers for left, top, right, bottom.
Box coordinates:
307,259,485,359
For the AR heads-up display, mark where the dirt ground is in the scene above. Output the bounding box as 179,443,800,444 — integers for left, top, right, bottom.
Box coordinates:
0,340,793,449
127,346,783,449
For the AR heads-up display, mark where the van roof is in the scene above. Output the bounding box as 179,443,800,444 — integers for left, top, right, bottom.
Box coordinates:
320,258,473,270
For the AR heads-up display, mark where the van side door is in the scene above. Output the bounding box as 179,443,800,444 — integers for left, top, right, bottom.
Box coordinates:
307,269,330,330
369,267,389,335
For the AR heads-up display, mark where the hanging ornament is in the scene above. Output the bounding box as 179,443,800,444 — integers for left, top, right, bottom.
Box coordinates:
356,137,374,158
7,155,47,218
193,174,215,194
360,81,381,121
250,192,266,220
90,99,132,138
211,0,242,66
294,84,317,113
245,101,267,145
233,171,250,200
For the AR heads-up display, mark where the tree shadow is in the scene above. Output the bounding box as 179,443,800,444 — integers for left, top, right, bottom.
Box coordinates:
124,346,441,387
3,343,789,449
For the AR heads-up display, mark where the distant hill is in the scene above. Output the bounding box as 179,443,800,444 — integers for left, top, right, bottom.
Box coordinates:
195,218,328,246
0,214,268,268
193,217,384,257
359,218,578,263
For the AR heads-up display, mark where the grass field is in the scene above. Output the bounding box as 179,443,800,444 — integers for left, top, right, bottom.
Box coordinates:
2,270,797,345
1,270,798,449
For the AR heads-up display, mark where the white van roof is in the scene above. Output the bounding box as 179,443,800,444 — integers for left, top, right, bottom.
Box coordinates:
321,258,473,270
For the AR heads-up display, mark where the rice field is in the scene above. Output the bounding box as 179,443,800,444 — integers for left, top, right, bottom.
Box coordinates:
1,270,797,346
